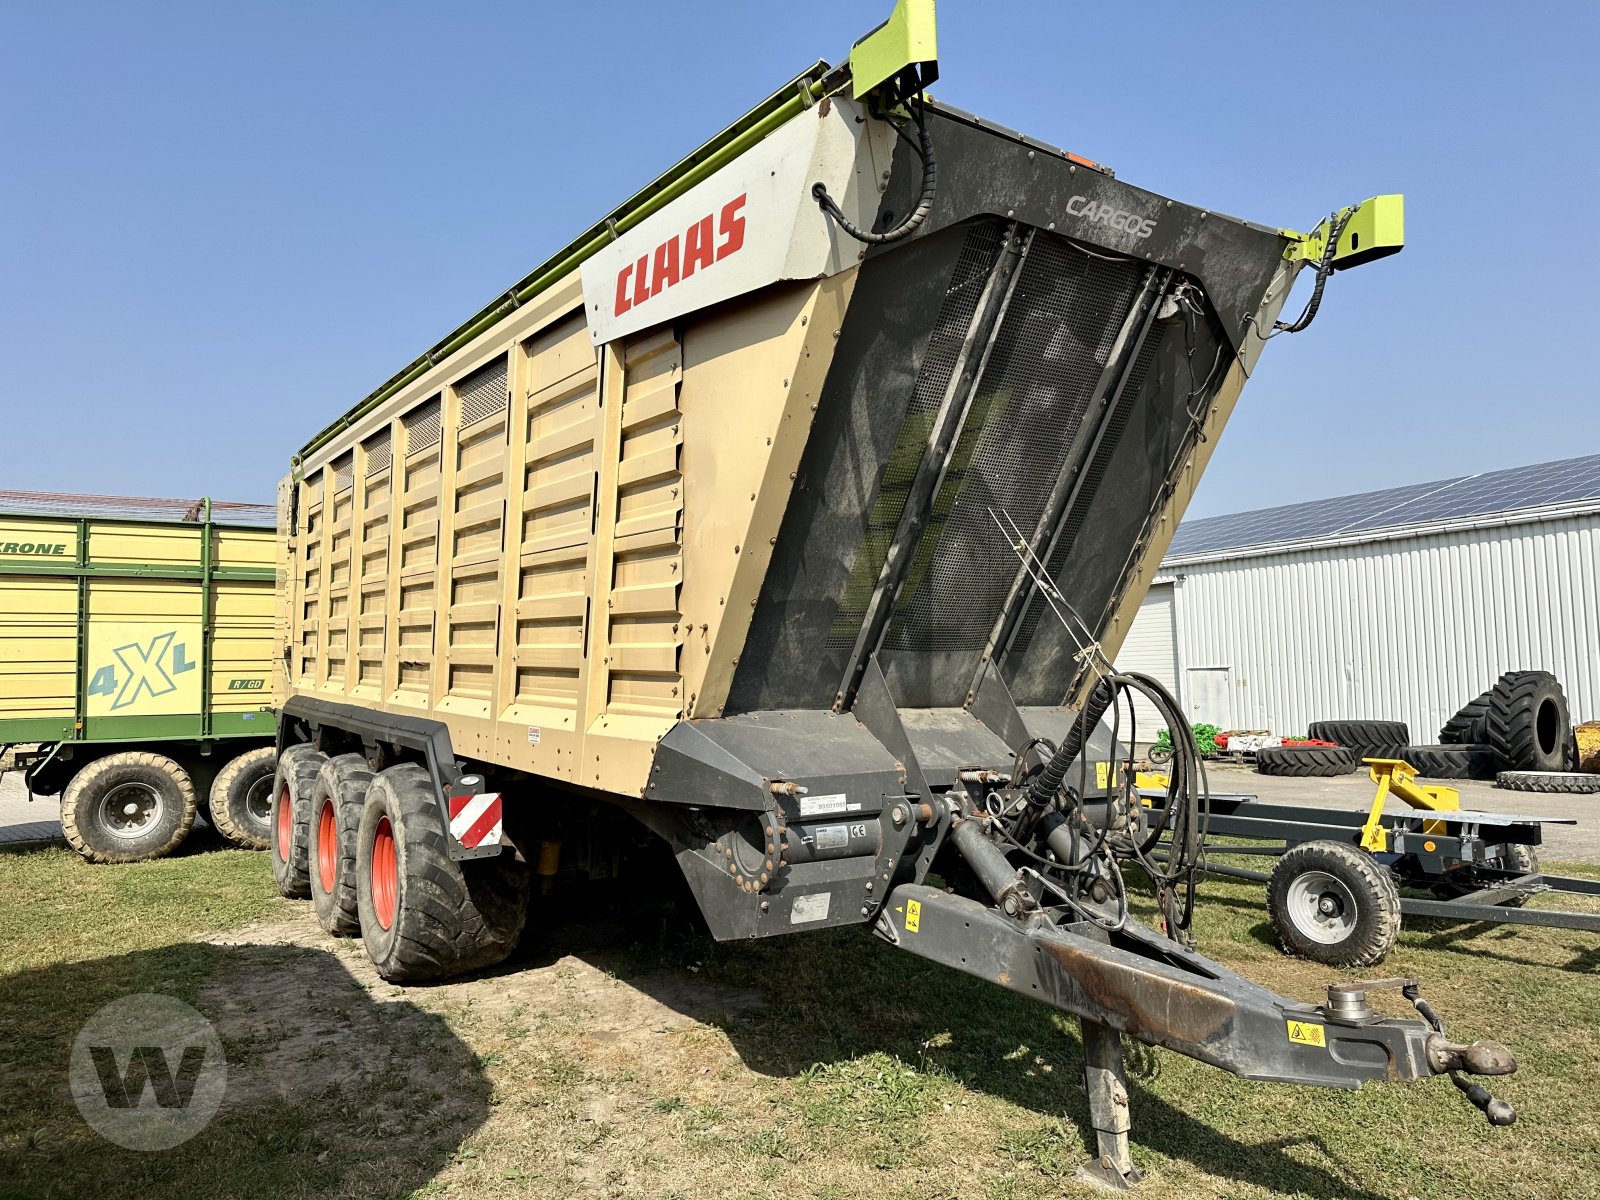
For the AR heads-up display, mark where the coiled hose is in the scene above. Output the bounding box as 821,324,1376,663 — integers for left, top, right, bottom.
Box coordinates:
812,99,936,245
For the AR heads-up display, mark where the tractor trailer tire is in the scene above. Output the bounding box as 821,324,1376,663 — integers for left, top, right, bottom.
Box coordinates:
1305,720,1410,755
60,751,197,864
1486,671,1569,773
1439,690,1493,745
1254,745,1360,777
355,763,530,982
309,753,373,936
1398,744,1501,781
271,743,327,899
208,746,277,850
1267,840,1400,968
1496,770,1600,795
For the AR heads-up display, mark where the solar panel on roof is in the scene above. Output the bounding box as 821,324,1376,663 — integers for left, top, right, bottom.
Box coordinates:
1166,453,1600,560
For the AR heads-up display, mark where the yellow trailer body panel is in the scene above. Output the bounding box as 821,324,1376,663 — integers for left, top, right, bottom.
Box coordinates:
0,504,277,746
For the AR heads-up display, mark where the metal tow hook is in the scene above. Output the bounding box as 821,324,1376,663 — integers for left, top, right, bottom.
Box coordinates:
1391,978,1518,1126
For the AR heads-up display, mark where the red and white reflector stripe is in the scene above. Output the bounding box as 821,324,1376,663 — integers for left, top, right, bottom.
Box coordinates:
448,791,503,849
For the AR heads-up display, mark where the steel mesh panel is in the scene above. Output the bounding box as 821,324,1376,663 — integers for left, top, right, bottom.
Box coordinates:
883,234,1145,652
826,218,1005,648
1012,323,1169,650
403,395,442,455
363,427,391,476
330,451,354,493
456,355,508,427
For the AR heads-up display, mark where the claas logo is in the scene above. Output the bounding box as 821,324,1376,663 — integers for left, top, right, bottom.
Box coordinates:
227,678,266,691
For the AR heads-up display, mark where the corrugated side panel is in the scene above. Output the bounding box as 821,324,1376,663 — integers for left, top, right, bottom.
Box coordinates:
394,395,443,705
354,429,392,697
443,354,511,715
509,314,599,728
296,469,324,688
603,329,684,720
1170,513,1600,738
0,575,77,718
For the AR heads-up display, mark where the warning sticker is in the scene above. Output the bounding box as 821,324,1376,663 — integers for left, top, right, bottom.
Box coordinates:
905,898,921,934
1287,1020,1327,1048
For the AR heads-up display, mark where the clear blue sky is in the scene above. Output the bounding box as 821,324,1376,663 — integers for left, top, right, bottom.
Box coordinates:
4,2,1595,519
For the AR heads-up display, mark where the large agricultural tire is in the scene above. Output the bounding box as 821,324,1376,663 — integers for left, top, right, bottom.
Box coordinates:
1486,671,1569,772
1439,690,1494,745
1496,770,1600,795
1267,840,1400,967
1399,744,1502,781
271,743,326,899
309,753,373,936
60,751,197,864
208,746,277,850
1433,843,1540,907
1254,745,1360,777
1306,720,1410,753
355,763,530,982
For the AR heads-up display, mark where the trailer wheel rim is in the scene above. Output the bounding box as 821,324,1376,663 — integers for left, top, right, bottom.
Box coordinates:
371,816,397,930
275,784,292,858
100,783,162,839
317,801,337,894
245,776,274,824
1285,870,1358,945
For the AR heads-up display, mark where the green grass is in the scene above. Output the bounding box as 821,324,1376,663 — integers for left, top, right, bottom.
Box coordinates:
0,843,1596,1199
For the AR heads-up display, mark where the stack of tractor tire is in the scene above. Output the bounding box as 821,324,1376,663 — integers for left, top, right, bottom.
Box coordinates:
1254,721,1406,778
1258,671,1598,788
1445,670,1600,795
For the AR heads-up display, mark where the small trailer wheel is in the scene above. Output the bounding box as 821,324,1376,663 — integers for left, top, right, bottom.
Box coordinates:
1267,840,1400,967
270,743,327,899
209,746,278,850
356,763,530,982
60,751,197,864
309,753,373,936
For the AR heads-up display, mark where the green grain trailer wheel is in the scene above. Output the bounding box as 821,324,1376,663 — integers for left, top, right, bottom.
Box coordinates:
208,746,278,850
60,751,197,864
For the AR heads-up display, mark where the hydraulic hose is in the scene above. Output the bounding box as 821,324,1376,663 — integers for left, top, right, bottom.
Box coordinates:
813,100,936,245
1025,677,1114,809
1273,206,1357,335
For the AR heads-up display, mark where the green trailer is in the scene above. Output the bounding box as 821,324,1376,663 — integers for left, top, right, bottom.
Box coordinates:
0,491,279,862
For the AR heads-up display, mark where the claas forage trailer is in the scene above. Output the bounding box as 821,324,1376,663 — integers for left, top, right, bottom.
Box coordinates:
272,1,1513,1183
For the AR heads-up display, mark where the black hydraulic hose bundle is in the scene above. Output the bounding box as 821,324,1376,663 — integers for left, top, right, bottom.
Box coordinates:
813,97,937,245
1271,206,1357,335
1018,671,1210,943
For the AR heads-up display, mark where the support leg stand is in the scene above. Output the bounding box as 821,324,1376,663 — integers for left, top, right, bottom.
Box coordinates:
1074,1018,1142,1191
